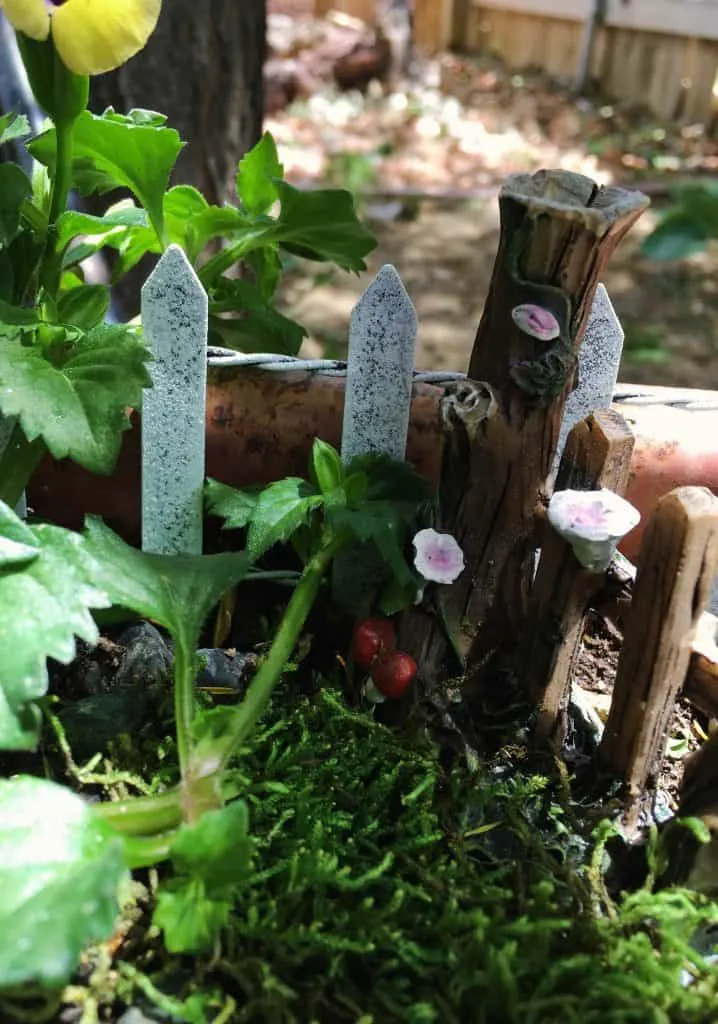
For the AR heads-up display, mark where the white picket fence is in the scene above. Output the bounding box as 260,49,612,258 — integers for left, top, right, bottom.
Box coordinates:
140,244,629,557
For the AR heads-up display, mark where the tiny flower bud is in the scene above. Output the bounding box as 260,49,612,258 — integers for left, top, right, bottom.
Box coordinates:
511,304,561,342
413,528,465,584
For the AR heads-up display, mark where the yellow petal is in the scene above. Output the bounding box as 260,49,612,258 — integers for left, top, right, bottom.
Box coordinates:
3,0,51,40
51,0,161,75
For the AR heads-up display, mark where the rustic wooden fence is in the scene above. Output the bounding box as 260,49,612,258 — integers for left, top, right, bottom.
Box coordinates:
291,0,718,126
140,230,718,840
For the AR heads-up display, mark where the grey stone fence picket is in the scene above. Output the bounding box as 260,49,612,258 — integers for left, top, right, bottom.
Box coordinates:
140,244,718,615
140,245,625,547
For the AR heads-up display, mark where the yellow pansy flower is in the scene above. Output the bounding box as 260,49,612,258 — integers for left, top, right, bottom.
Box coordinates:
1,0,161,75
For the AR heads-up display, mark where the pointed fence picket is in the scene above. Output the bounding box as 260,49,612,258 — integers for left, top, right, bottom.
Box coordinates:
141,244,208,556
134,251,718,621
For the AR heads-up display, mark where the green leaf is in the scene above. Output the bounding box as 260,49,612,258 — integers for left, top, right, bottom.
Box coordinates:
270,181,376,271
245,245,283,302
187,205,255,257
0,502,39,567
0,323,151,474
347,452,432,506
328,503,415,589
0,776,128,988
0,112,30,147
0,505,109,751
28,110,183,240
154,876,232,955
56,203,150,252
82,518,250,658
205,479,259,529
155,801,253,954
169,801,253,890
163,185,209,258
199,184,376,279
311,438,345,496
0,299,39,325
207,476,321,560
208,277,306,356
247,478,322,561
0,164,32,247
57,284,110,330
236,132,283,217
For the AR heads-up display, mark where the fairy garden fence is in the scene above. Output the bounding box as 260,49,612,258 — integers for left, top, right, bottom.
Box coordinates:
136,170,718,843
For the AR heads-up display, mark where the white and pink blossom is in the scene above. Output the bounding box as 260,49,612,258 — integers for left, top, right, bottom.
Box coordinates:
412,528,465,584
511,304,561,342
547,488,640,573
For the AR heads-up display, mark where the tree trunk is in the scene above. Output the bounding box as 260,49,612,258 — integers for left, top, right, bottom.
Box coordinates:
89,0,266,317
90,0,266,206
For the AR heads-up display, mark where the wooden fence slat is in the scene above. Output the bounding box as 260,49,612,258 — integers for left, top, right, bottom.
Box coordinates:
599,486,718,796
521,409,635,742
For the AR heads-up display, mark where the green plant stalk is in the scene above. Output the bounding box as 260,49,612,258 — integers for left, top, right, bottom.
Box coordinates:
93,788,183,836
173,639,196,785
212,528,349,774
41,116,76,301
121,830,176,870
199,238,255,288
0,422,47,508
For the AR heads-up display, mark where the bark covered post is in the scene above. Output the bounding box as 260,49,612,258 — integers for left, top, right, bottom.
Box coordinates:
599,486,718,797
400,172,648,694
521,408,635,743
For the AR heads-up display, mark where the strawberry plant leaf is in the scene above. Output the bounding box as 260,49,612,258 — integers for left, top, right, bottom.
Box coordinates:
205,479,259,529
246,478,322,561
328,503,415,589
0,776,128,988
0,323,151,473
206,478,321,560
0,501,39,567
0,504,110,751
168,800,253,889
82,518,250,657
154,877,232,955
155,801,253,954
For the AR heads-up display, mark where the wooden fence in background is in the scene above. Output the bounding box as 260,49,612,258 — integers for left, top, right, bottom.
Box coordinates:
299,0,718,126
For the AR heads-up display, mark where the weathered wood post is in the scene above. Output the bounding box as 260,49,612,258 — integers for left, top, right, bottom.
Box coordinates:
521,408,635,743
400,171,648,695
599,486,718,799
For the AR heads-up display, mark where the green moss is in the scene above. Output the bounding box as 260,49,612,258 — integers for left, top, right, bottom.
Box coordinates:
178,687,718,1023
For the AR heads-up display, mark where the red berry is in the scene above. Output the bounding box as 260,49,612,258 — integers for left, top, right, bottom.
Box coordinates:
369,650,417,699
352,617,396,670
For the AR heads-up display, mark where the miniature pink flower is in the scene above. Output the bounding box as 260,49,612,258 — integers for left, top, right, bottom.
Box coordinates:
511,304,560,342
547,488,640,573
413,528,464,584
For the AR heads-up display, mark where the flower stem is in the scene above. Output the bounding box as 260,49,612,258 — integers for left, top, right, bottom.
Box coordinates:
93,788,183,836
121,830,176,870
212,529,348,773
40,116,76,302
49,118,75,228
174,640,195,785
